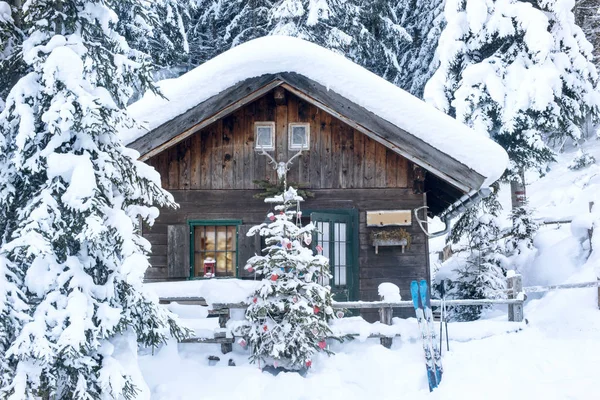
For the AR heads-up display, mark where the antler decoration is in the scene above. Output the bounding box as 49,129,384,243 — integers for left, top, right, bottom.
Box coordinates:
257,146,304,186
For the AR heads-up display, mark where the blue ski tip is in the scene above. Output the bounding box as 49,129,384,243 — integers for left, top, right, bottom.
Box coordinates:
410,280,420,308
419,280,429,305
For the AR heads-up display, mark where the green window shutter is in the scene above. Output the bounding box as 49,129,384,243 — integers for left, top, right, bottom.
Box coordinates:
237,224,260,278
167,224,191,279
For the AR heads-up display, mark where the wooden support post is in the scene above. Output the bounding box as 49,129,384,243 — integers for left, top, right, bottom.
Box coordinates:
379,296,393,349
507,274,524,322
588,202,594,258
219,309,232,354
597,278,600,310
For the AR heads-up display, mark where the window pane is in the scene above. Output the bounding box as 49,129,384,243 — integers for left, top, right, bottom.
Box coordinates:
339,265,347,286
292,126,306,146
216,252,227,276
228,226,236,251
338,222,346,242
257,126,272,147
192,224,237,277
216,226,227,251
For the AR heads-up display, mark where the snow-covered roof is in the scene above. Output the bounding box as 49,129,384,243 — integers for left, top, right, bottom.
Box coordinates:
124,36,508,188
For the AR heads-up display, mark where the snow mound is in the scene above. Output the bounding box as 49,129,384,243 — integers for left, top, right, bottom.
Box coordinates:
378,282,401,301
125,36,508,185
144,279,261,305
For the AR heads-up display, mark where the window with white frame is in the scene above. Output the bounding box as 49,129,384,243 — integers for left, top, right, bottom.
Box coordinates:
288,123,310,150
255,121,275,150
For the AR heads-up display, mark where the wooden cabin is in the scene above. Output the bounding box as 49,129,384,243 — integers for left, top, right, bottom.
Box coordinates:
125,37,506,320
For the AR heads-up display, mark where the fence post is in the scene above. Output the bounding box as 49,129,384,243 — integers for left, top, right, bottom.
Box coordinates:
219,309,232,354
379,296,393,349
507,274,524,322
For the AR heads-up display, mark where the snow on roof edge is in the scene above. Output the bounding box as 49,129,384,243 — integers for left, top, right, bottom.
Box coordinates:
124,36,508,187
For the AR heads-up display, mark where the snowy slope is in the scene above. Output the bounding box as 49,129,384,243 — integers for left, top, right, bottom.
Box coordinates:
124,36,508,185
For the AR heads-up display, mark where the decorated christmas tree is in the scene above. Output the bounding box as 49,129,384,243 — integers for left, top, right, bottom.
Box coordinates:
243,186,337,370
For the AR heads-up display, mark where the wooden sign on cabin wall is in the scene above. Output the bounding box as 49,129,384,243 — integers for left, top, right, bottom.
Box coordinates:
366,210,412,227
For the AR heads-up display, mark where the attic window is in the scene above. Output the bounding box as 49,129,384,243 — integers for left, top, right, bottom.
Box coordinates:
255,122,275,151
289,123,310,150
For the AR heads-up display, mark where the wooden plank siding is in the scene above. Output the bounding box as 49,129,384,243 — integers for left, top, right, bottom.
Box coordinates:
147,90,410,191
143,188,428,320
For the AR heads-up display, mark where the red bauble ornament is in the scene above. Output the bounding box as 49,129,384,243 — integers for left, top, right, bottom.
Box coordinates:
292,296,298,303
269,215,275,221
286,242,292,250
316,245,323,254
318,340,327,350
271,274,278,281
238,339,247,347
306,360,312,368
248,267,254,273
263,325,268,332
253,297,258,304
313,306,320,314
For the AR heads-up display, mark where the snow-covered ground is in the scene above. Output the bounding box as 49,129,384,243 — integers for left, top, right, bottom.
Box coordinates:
140,284,599,400
139,141,600,399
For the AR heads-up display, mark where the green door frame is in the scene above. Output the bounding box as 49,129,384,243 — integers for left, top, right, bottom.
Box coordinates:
307,209,359,301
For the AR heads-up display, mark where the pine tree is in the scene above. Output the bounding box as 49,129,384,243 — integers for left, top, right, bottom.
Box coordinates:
115,0,194,69
345,0,411,84
446,187,506,321
425,0,600,180
0,1,189,398
188,0,271,65
187,1,415,90
243,186,337,370
394,0,445,97
505,205,539,257
0,1,23,111
0,256,28,395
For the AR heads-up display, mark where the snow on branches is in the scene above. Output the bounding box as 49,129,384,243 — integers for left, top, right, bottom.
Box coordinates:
425,0,600,178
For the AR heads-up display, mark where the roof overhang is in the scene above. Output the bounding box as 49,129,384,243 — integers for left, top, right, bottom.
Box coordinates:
128,73,488,214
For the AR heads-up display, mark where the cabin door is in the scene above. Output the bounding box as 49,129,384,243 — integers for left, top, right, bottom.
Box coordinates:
310,212,356,301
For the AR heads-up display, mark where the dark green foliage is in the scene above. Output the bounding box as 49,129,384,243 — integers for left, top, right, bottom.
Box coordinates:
252,179,315,199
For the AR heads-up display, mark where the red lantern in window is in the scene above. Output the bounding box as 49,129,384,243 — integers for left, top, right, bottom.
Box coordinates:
203,257,216,278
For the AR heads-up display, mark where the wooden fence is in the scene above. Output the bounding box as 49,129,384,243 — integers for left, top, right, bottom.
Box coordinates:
159,274,600,353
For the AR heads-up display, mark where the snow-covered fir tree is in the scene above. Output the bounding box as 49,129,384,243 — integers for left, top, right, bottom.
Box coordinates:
0,1,22,111
187,1,417,93
243,186,337,370
394,0,445,97
188,0,271,65
425,0,600,180
0,1,189,398
445,188,506,321
116,0,193,69
0,256,28,396
505,205,539,257
346,0,411,84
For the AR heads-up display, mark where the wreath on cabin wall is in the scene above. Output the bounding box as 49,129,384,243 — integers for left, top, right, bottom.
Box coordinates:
252,178,315,199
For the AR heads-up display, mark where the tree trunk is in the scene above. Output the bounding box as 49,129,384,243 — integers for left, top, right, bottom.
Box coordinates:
10,0,22,28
